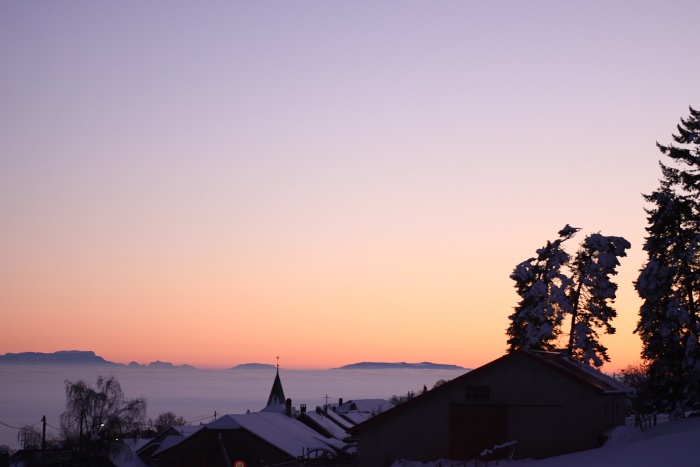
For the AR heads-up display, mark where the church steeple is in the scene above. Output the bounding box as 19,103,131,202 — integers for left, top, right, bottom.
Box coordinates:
261,357,286,412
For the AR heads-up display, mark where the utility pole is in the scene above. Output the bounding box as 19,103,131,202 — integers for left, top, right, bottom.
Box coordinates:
42,415,46,452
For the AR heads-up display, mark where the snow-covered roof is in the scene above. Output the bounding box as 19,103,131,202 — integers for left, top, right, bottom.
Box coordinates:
171,425,203,436
207,412,345,457
152,434,188,456
137,425,204,458
525,350,633,394
300,410,350,440
337,399,394,414
335,399,394,424
323,409,354,430
260,401,287,413
110,439,151,467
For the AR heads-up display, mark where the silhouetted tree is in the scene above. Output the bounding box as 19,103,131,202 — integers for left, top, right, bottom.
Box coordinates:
635,106,700,414
389,390,417,405
618,362,654,415
19,424,42,450
432,379,449,389
507,226,629,367
60,375,146,465
567,233,630,366
507,225,577,351
149,411,188,433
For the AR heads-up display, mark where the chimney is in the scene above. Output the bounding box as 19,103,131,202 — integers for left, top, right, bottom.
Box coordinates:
300,404,307,414
338,398,343,406
285,398,292,417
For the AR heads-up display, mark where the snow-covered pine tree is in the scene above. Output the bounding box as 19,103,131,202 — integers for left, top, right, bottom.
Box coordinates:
506,225,578,351
508,226,629,365
635,106,700,413
567,234,631,367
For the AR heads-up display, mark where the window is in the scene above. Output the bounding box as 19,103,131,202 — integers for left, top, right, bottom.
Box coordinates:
464,385,490,400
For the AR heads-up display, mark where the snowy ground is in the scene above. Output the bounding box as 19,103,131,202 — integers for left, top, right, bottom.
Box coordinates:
392,415,700,467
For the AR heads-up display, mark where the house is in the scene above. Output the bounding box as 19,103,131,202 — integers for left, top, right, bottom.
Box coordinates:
137,366,362,466
298,408,352,441
322,408,355,432
335,399,394,425
350,349,632,465
141,411,347,466
296,398,395,448
135,425,203,462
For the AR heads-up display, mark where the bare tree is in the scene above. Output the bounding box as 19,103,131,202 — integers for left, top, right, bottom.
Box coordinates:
19,424,42,450
149,411,188,433
60,376,146,465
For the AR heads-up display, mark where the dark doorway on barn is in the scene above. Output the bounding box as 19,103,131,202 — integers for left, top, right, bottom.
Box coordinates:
449,404,508,460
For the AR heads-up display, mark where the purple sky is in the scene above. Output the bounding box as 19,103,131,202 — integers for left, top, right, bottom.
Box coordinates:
1,1,699,369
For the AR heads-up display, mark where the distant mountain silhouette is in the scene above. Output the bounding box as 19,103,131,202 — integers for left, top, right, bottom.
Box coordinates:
228,363,277,370
0,350,117,366
0,351,194,369
331,362,467,370
0,352,467,371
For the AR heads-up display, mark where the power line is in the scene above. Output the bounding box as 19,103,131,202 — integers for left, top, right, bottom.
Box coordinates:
0,420,22,429
0,418,60,431
186,413,216,424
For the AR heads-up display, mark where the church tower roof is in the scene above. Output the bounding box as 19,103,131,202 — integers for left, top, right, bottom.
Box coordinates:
261,358,286,413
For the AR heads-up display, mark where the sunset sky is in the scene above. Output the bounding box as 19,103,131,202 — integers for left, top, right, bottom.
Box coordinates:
2,1,699,371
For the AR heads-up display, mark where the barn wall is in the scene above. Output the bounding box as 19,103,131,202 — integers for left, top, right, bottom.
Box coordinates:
355,352,629,465
354,393,450,466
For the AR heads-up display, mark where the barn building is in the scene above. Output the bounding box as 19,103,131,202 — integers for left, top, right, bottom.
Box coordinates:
350,349,632,465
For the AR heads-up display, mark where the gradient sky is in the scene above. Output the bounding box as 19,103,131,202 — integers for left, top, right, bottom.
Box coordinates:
2,1,699,371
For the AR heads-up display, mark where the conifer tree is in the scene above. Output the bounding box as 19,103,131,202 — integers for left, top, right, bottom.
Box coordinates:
567,234,630,366
507,225,578,351
507,226,629,367
635,106,700,413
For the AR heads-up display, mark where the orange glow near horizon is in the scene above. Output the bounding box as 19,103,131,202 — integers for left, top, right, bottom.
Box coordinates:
2,2,697,378
3,236,647,373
